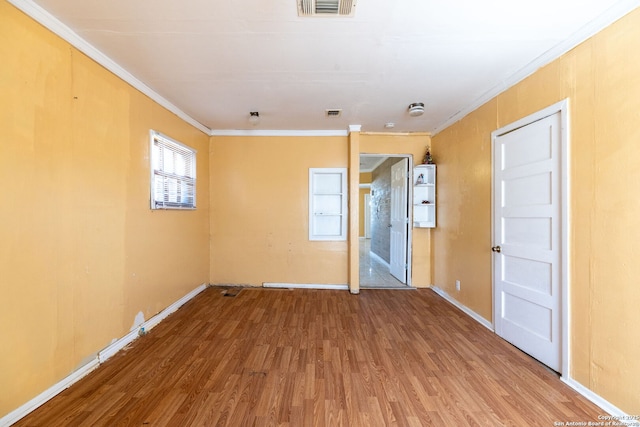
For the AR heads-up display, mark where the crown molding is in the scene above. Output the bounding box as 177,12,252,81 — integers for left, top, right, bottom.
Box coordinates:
210,129,348,137
431,0,640,135
7,0,211,136
12,0,638,139
360,131,431,136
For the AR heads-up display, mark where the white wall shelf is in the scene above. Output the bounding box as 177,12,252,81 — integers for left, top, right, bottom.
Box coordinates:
413,164,436,228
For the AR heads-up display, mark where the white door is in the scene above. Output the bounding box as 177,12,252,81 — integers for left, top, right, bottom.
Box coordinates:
493,111,562,372
390,158,409,283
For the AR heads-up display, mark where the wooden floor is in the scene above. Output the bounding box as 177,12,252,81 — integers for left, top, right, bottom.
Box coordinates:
16,287,604,426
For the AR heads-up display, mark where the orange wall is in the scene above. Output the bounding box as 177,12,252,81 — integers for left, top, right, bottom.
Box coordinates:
209,134,433,289
0,2,210,417
429,101,495,320
361,133,432,287
209,136,349,286
432,9,640,413
7,0,640,417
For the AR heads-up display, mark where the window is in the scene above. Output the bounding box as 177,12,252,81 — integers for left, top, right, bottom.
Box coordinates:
150,130,196,210
309,168,347,241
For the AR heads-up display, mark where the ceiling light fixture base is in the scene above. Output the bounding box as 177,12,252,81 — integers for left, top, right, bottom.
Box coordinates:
408,102,425,117
249,111,260,126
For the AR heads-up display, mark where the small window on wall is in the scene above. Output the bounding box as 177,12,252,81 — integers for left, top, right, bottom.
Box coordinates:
309,168,347,241
150,130,196,210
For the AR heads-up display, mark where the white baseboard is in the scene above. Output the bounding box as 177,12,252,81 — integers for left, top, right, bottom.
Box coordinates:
0,359,100,427
263,282,349,290
430,285,494,331
369,251,390,269
429,287,636,422
0,283,208,427
561,378,636,425
4,282,632,425
98,283,207,363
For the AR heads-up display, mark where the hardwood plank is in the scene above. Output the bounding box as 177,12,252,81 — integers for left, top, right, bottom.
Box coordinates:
15,288,606,426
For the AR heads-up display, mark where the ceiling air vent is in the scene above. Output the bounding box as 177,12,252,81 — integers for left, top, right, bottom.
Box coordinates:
326,109,342,117
298,0,356,17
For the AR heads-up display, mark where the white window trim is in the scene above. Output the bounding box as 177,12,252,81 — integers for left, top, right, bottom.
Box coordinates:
150,130,197,210
309,168,348,241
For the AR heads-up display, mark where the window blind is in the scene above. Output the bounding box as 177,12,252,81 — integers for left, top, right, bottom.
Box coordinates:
150,131,196,209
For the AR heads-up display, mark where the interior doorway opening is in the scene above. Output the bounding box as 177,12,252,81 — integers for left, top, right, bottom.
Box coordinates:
359,154,412,289
491,100,569,374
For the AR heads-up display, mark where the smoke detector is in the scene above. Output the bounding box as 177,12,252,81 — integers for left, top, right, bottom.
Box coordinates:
298,0,356,17
408,103,425,117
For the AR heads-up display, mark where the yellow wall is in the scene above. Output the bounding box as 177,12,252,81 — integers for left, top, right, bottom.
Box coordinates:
432,9,640,413
6,0,639,417
429,101,495,320
0,1,210,417
209,136,349,286
209,134,434,289
359,172,372,237
361,133,432,287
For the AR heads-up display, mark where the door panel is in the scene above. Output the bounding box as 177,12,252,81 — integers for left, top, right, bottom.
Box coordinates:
493,112,561,372
390,158,408,283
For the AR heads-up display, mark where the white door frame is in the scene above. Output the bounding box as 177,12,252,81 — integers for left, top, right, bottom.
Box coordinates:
491,99,570,377
390,158,409,283
360,153,413,287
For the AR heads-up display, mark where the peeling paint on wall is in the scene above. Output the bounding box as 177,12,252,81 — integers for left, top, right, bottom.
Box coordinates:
130,311,145,332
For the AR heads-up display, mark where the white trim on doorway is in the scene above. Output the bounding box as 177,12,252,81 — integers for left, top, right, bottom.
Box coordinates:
490,98,570,377
359,154,414,288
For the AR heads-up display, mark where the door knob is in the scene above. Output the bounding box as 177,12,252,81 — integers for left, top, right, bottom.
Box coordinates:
491,246,501,253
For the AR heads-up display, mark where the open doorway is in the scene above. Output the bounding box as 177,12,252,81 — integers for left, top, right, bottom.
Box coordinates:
359,154,412,289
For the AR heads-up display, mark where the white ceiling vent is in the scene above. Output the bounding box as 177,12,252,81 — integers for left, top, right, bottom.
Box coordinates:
298,0,356,17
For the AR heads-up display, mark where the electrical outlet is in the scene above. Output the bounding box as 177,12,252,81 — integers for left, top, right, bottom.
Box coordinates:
455,280,461,291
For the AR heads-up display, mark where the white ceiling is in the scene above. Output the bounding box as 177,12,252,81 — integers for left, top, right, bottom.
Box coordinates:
17,0,638,134
360,155,387,173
